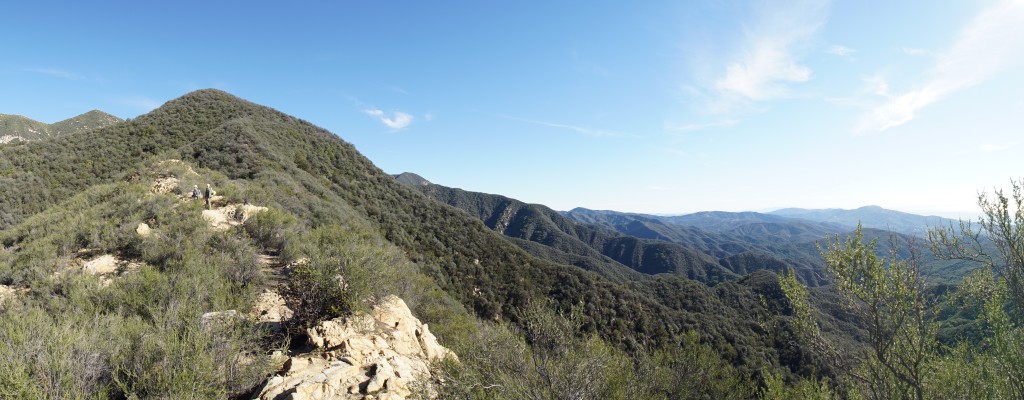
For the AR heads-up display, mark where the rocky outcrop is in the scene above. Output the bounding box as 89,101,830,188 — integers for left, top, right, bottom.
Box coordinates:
202,203,268,231
150,176,180,194
82,254,119,275
79,254,143,286
256,295,455,400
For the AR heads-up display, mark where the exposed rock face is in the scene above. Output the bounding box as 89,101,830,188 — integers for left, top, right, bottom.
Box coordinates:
150,176,180,194
136,222,152,237
202,203,268,231
256,295,455,400
82,254,119,275
78,254,143,286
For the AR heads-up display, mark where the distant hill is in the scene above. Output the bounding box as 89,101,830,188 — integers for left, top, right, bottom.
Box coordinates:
564,207,980,284
0,110,122,144
392,172,432,186
564,208,838,285
769,205,955,236
401,181,734,283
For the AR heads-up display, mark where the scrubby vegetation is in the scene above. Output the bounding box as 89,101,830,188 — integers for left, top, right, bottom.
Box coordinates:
1,89,1017,398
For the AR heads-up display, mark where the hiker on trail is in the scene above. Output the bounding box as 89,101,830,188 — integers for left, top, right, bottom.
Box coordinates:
205,183,214,209
191,185,202,200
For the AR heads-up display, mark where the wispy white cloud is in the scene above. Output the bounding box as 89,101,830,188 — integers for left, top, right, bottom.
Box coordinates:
498,114,624,137
423,113,435,122
26,67,85,80
827,44,856,57
980,142,1015,152
664,119,737,133
364,108,414,130
857,1,1024,133
712,0,829,102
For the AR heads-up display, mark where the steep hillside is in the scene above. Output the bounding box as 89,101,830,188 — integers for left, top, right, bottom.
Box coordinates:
0,90,832,394
0,110,122,144
0,114,49,144
392,172,432,186
564,208,833,285
404,181,732,283
770,205,955,236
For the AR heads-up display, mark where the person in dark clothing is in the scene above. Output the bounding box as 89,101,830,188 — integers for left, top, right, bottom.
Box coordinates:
205,183,213,209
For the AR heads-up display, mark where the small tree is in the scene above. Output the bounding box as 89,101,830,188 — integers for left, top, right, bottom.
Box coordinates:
782,226,935,400
927,179,1024,397
928,178,1024,315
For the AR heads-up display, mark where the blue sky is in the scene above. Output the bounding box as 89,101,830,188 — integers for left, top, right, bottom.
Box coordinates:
3,1,1022,216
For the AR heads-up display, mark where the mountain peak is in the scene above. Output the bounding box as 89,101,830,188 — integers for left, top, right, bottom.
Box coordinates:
392,172,432,186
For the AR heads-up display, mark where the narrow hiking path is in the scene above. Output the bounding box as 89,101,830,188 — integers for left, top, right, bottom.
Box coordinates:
256,253,289,292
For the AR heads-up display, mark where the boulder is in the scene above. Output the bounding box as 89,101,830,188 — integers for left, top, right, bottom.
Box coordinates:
136,222,152,237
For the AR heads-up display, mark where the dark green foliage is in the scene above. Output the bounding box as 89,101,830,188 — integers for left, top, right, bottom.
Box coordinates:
411,182,733,283
0,90,904,397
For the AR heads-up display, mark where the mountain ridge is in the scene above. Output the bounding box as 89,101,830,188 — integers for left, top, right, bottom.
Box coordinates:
769,205,956,236
0,109,122,144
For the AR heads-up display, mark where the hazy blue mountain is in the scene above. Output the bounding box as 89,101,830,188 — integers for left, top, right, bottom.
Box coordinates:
769,205,956,236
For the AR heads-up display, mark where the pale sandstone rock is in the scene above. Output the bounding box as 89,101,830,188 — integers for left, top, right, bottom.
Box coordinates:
202,203,268,231
136,222,152,237
255,295,455,400
82,254,119,275
252,290,294,323
251,290,294,333
150,176,180,194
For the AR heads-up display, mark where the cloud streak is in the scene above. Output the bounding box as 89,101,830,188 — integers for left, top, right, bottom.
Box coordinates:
364,108,414,130
498,114,623,137
713,0,828,102
27,67,85,80
857,1,1024,133
827,45,856,57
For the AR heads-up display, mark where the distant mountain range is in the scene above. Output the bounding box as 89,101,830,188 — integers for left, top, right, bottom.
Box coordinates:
394,176,979,285
769,205,956,236
0,110,122,144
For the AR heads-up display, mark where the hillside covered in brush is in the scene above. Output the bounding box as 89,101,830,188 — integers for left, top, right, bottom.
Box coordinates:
0,110,122,144
2,89,865,398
